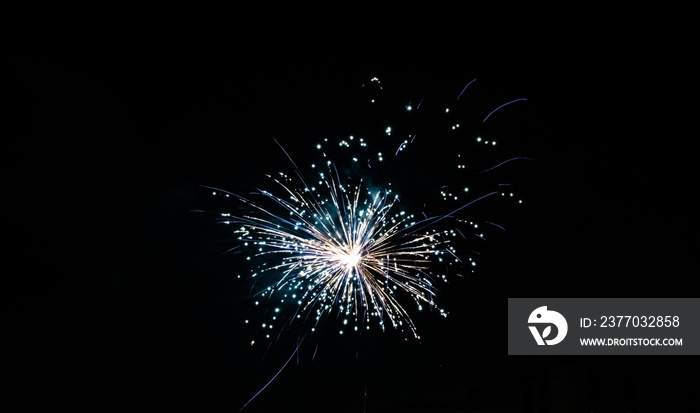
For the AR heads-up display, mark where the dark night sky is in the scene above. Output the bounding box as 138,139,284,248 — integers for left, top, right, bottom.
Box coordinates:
4,15,698,412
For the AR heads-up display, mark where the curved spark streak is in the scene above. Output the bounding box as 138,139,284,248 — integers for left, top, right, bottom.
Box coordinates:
457,78,477,100
485,221,506,231
477,157,532,174
240,337,305,411
410,191,499,230
482,98,527,122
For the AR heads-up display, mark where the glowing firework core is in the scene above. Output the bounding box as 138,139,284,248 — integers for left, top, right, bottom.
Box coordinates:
336,245,362,269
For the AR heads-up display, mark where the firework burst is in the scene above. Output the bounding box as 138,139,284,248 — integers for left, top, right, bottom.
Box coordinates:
205,76,527,342
209,161,454,339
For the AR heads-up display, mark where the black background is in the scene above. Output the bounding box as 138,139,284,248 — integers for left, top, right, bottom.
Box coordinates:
4,12,698,412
